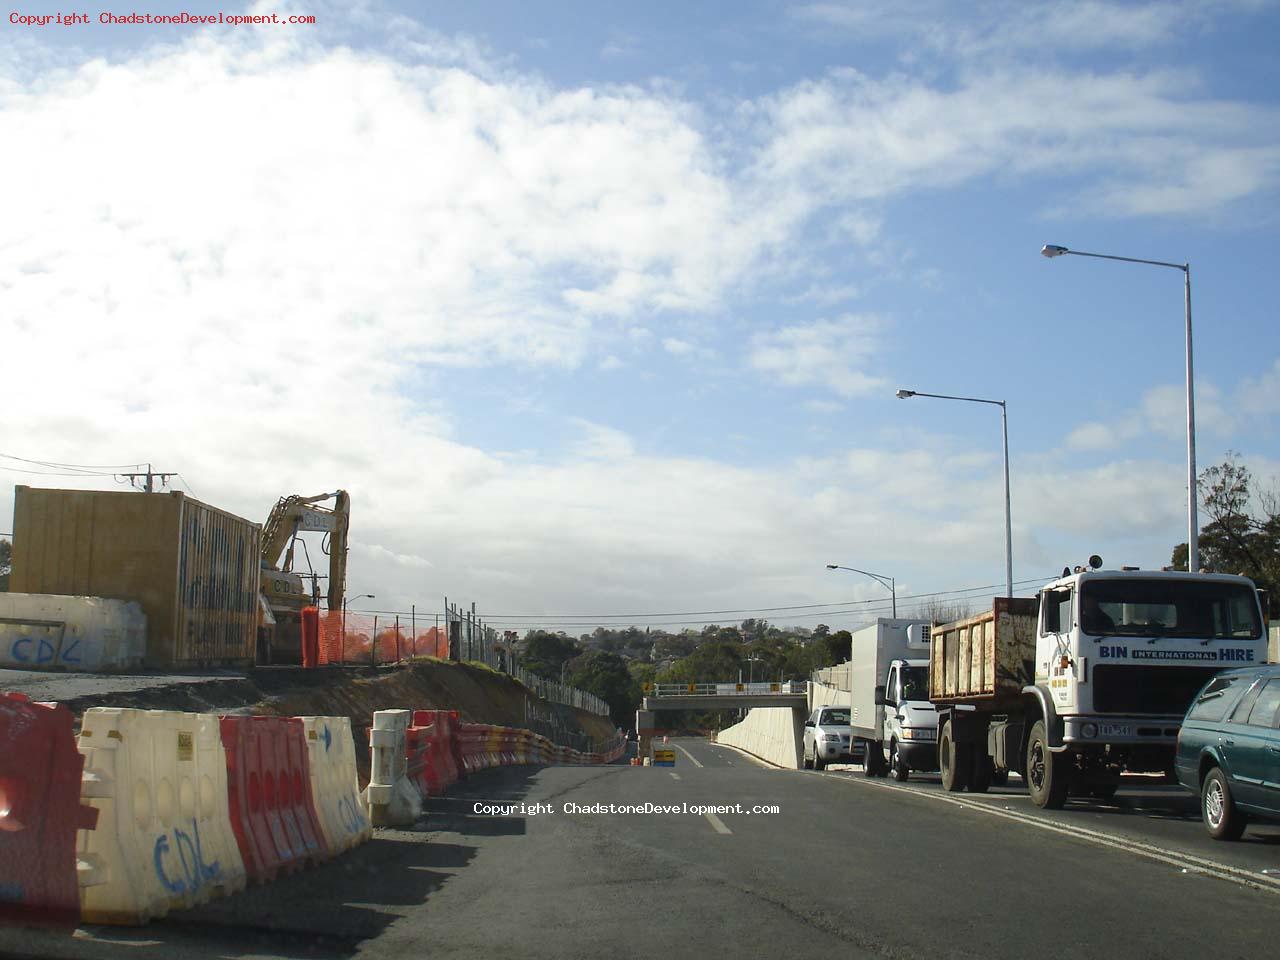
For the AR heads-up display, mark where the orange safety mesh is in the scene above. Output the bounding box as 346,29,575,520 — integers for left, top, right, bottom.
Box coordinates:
317,612,449,665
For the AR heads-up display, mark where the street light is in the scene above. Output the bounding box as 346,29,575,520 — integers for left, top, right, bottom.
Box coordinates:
825,563,897,617
342,594,375,666
1041,242,1199,571
896,389,1013,599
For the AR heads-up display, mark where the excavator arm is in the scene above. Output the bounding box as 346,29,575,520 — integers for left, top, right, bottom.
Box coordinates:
261,490,350,611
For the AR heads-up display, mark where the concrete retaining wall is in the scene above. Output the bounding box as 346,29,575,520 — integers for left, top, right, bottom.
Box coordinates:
0,593,145,671
808,675,847,713
716,706,804,769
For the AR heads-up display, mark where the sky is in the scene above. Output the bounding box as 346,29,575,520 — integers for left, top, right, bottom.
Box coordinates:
2,0,1279,636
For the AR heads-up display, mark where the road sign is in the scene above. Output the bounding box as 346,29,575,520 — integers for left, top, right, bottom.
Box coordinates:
653,748,676,767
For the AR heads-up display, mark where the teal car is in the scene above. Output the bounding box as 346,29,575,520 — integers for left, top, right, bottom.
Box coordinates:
1175,664,1280,840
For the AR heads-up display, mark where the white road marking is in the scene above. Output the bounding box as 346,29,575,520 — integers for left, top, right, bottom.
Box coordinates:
673,743,705,768
824,772,1280,896
705,811,732,835
669,772,682,781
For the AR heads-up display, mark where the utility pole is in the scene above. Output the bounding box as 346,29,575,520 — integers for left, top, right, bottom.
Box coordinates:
119,463,177,493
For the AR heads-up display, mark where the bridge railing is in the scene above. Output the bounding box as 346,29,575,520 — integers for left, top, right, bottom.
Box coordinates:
648,681,806,697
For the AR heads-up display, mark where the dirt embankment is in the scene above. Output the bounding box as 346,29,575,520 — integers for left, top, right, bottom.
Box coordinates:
46,659,617,744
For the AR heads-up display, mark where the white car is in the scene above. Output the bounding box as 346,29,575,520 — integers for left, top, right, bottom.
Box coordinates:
803,706,864,770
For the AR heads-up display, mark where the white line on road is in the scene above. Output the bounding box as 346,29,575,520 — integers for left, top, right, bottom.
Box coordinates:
672,743,704,768
704,811,732,835
824,772,1280,896
669,772,682,781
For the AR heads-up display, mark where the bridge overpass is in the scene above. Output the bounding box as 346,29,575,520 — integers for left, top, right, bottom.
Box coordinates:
641,680,807,711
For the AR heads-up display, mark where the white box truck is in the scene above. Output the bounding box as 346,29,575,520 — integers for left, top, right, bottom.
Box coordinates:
847,619,940,781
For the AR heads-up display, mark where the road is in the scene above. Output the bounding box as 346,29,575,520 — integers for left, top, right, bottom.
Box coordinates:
4,738,1279,960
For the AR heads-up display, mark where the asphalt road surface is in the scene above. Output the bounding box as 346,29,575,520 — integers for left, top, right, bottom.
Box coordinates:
5,738,1278,960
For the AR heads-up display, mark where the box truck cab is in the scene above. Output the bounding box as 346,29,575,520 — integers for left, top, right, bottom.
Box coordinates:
874,657,940,781
844,619,941,782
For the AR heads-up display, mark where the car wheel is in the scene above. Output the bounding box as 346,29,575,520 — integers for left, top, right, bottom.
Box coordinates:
1202,767,1247,841
1025,720,1068,809
889,740,910,782
802,744,813,770
814,752,827,771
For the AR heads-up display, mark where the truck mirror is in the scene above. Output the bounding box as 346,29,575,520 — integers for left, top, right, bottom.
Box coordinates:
873,685,887,706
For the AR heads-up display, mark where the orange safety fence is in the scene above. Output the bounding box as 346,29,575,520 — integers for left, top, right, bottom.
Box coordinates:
315,612,449,665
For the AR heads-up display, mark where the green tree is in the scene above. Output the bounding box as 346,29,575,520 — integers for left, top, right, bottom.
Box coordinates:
1171,453,1280,615
519,630,580,679
567,650,640,729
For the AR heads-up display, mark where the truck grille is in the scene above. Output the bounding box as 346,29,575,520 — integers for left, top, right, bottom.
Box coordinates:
1091,664,1221,716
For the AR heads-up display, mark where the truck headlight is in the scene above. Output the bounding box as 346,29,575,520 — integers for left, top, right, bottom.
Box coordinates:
901,728,935,741
1081,722,1098,739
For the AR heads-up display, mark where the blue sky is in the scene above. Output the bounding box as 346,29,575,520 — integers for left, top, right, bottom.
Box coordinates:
3,0,1279,632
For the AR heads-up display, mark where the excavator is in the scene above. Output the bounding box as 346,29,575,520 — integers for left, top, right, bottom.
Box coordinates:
257,490,350,664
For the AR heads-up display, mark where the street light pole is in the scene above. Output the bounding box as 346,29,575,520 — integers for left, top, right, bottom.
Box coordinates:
1041,243,1199,571
825,564,897,617
895,389,1013,599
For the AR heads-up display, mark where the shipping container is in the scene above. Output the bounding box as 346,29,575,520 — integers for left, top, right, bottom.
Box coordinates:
10,486,260,668
928,597,1038,708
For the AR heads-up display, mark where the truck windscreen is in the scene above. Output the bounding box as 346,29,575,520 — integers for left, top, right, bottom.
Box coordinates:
1080,579,1261,640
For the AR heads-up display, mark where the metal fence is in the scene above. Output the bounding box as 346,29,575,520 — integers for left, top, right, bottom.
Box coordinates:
649,681,806,697
319,598,611,717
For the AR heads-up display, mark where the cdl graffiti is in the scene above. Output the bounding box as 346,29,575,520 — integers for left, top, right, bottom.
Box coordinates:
153,820,222,896
0,595,146,672
2,629,80,667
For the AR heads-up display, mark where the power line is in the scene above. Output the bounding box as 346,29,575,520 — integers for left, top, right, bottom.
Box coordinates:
472,575,1053,622
0,452,145,472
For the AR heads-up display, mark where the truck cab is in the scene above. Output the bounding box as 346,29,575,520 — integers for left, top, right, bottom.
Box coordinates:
876,658,939,781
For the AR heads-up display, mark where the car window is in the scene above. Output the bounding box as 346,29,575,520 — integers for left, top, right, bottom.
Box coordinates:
1228,681,1264,724
1245,679,1280,729
1187,674,1247,722
821,709,849,725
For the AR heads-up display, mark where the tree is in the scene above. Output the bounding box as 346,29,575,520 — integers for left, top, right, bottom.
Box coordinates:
0,537,9,591
1171,453,1280,615
566,650,640,729
519,630,580,679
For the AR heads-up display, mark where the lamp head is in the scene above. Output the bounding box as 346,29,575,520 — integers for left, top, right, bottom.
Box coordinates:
895,389,915,399
826,564,839,569
1041,244,1069,258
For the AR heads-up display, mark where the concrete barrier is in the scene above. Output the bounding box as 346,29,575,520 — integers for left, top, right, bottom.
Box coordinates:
716,707,804,769
0,593,145,672
77,709,246,925
363,710,421,828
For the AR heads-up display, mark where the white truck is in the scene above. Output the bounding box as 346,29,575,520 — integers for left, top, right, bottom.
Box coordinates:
930,560,1268,808
845,619,941,782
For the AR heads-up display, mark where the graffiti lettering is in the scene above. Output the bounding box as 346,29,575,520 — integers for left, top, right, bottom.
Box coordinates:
153,820,221,896
337,793,368,835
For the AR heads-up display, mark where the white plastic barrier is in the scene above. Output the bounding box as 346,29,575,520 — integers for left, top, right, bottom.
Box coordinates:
76,708,246,925
300,716,372,853
0,593,145,672
362,709,421,828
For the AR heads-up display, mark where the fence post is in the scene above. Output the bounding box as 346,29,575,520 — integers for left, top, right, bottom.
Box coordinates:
372,615,378,668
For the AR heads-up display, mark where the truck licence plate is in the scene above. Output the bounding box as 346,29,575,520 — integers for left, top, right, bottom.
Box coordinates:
1099,723,1131,737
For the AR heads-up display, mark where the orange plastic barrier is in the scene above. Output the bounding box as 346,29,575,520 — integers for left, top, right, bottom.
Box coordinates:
0,694,97,928
412,710,461,786
300,607,320,668
220,717,329,883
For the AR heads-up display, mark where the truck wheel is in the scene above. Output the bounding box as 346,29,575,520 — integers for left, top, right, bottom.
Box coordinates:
863,740,885,778
889,740,910,782
1202,767,1247,841
1089,783,1118,801
969,751,993,793
1025,720,1068,809
990,768,1009,787
939,721,970,793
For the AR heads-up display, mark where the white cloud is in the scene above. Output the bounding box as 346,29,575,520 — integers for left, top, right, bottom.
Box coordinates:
662,337,696,356
749,314,885,397
751,66,1280,218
